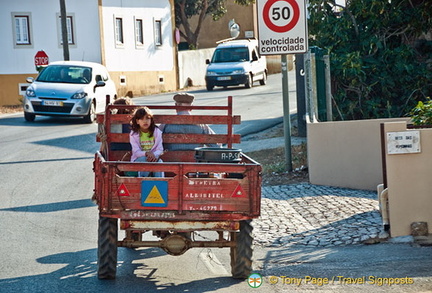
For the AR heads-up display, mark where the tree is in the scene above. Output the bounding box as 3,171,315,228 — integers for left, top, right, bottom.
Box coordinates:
308,0,432,120
175,0,254,49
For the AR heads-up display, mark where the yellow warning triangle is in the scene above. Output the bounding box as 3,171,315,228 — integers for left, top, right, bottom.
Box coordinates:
144,185,165,204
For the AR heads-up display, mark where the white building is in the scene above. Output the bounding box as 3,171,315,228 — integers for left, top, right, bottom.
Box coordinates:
0,0,177,106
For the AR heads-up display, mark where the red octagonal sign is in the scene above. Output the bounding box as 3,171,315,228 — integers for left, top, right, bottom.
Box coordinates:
34,50,49,66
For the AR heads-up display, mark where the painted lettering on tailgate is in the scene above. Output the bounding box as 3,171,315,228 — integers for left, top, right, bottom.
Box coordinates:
184,192,224,199
184,180,247,199
185,204,220,211
123,211,176,219
187,179,221,186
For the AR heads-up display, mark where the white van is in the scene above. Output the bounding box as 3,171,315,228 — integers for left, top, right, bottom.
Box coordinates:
205,39,267,91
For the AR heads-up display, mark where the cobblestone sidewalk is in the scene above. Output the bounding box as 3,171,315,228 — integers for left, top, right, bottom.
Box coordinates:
253,183,383,247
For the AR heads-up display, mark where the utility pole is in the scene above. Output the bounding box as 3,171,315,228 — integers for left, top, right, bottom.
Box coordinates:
281,55,293,172
59,0,70,61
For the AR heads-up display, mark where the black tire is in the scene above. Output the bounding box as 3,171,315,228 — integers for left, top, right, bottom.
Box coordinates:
245,74,253,88
83,102,96,123
230,220,253,279
259,72,267,86
24,112,35,122
206,83,214,91
98,216,118,280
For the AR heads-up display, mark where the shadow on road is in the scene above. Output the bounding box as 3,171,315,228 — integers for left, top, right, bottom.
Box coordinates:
0,199,95,213
0,115,90,127
259,242,432,292
0,247,242,293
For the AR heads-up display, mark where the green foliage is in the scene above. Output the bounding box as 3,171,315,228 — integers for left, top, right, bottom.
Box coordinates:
308,0,432,120
409,98,432,126
175,0,255,48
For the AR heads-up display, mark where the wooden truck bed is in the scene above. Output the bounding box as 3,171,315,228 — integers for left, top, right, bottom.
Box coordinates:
93,96,262,222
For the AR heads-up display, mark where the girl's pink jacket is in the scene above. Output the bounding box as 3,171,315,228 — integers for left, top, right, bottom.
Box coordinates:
129,127,164,162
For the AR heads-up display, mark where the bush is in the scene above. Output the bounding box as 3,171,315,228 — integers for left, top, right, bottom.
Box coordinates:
409,98,432,126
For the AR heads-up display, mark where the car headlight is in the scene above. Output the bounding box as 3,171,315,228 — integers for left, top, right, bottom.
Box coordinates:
206,71,218,76
26,87,36,97
71,91,88,99
232,69,245,74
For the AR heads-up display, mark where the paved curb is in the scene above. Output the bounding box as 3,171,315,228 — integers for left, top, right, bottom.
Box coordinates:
253,183,386,248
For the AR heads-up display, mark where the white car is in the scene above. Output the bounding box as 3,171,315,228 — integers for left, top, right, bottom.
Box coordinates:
205,39,267,91
23,61,117,123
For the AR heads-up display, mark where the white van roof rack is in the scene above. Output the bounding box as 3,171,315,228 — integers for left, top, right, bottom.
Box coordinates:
215,38,256,44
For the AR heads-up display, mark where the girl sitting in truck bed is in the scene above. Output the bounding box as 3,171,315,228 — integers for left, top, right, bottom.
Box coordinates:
130,107,164,177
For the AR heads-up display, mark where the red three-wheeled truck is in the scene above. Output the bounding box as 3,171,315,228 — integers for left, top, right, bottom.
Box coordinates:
93,96,262,280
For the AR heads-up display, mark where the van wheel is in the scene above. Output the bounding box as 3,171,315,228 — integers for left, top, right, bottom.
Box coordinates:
83,102,96,123
259,72,267,86
245,74,253,88
24,112,35,122
206,83,214,91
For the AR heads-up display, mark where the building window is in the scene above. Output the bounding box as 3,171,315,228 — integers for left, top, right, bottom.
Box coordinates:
135,18,144,46
14,15,31,45
154,20,162,46
59,15,75,45
115,17,124,45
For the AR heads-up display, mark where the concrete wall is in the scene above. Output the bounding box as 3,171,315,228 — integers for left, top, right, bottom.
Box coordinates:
178,48,214,88
0,0,101,106
307,118,410,191
177,50,290,88
100,0,177,97
0,0,177,105
383,121,432,237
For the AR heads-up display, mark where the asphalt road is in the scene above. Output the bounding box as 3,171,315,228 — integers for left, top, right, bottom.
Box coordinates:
131,72,297,136
0,73,296,293
2,71,431,293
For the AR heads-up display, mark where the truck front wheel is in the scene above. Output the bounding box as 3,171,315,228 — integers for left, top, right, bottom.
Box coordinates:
230,220,253,279
98,216,118,279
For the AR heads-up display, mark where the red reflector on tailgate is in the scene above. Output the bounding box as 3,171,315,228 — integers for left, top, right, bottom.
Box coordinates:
117,183,131,196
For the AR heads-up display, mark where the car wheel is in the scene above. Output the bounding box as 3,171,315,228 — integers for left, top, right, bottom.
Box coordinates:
245,74,253,88
24,112,35,122
206,83,214,91
83,102,96,123
259,72,267,86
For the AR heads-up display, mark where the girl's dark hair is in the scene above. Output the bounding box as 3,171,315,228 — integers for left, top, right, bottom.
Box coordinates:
130,107,156,136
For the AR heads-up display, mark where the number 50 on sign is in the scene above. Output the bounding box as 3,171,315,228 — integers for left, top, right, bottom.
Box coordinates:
257,0,308,55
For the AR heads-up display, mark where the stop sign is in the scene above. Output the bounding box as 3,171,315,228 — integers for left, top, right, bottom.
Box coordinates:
34,50,49,66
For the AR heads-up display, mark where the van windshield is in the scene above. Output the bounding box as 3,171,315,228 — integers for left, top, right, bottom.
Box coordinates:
211,47,249,63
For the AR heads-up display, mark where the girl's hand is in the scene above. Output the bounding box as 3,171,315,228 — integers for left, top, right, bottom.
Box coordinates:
145,151,157,162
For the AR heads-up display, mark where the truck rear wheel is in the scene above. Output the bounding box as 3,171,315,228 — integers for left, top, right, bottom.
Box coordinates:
98,216,118,279
230,220,253,279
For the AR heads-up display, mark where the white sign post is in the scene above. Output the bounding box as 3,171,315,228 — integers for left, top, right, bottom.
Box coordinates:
257,0,308,55
256,0,308,171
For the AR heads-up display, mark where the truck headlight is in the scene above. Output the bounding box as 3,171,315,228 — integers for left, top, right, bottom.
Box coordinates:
232,69,245,74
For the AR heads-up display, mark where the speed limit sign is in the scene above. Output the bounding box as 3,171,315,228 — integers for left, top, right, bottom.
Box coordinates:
257,0,308,55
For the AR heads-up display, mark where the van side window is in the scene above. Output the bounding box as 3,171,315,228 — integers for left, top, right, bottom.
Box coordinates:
252,50,258,61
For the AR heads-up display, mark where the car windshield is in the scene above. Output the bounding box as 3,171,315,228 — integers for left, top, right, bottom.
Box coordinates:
211,47,249,63
36,65,93,84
